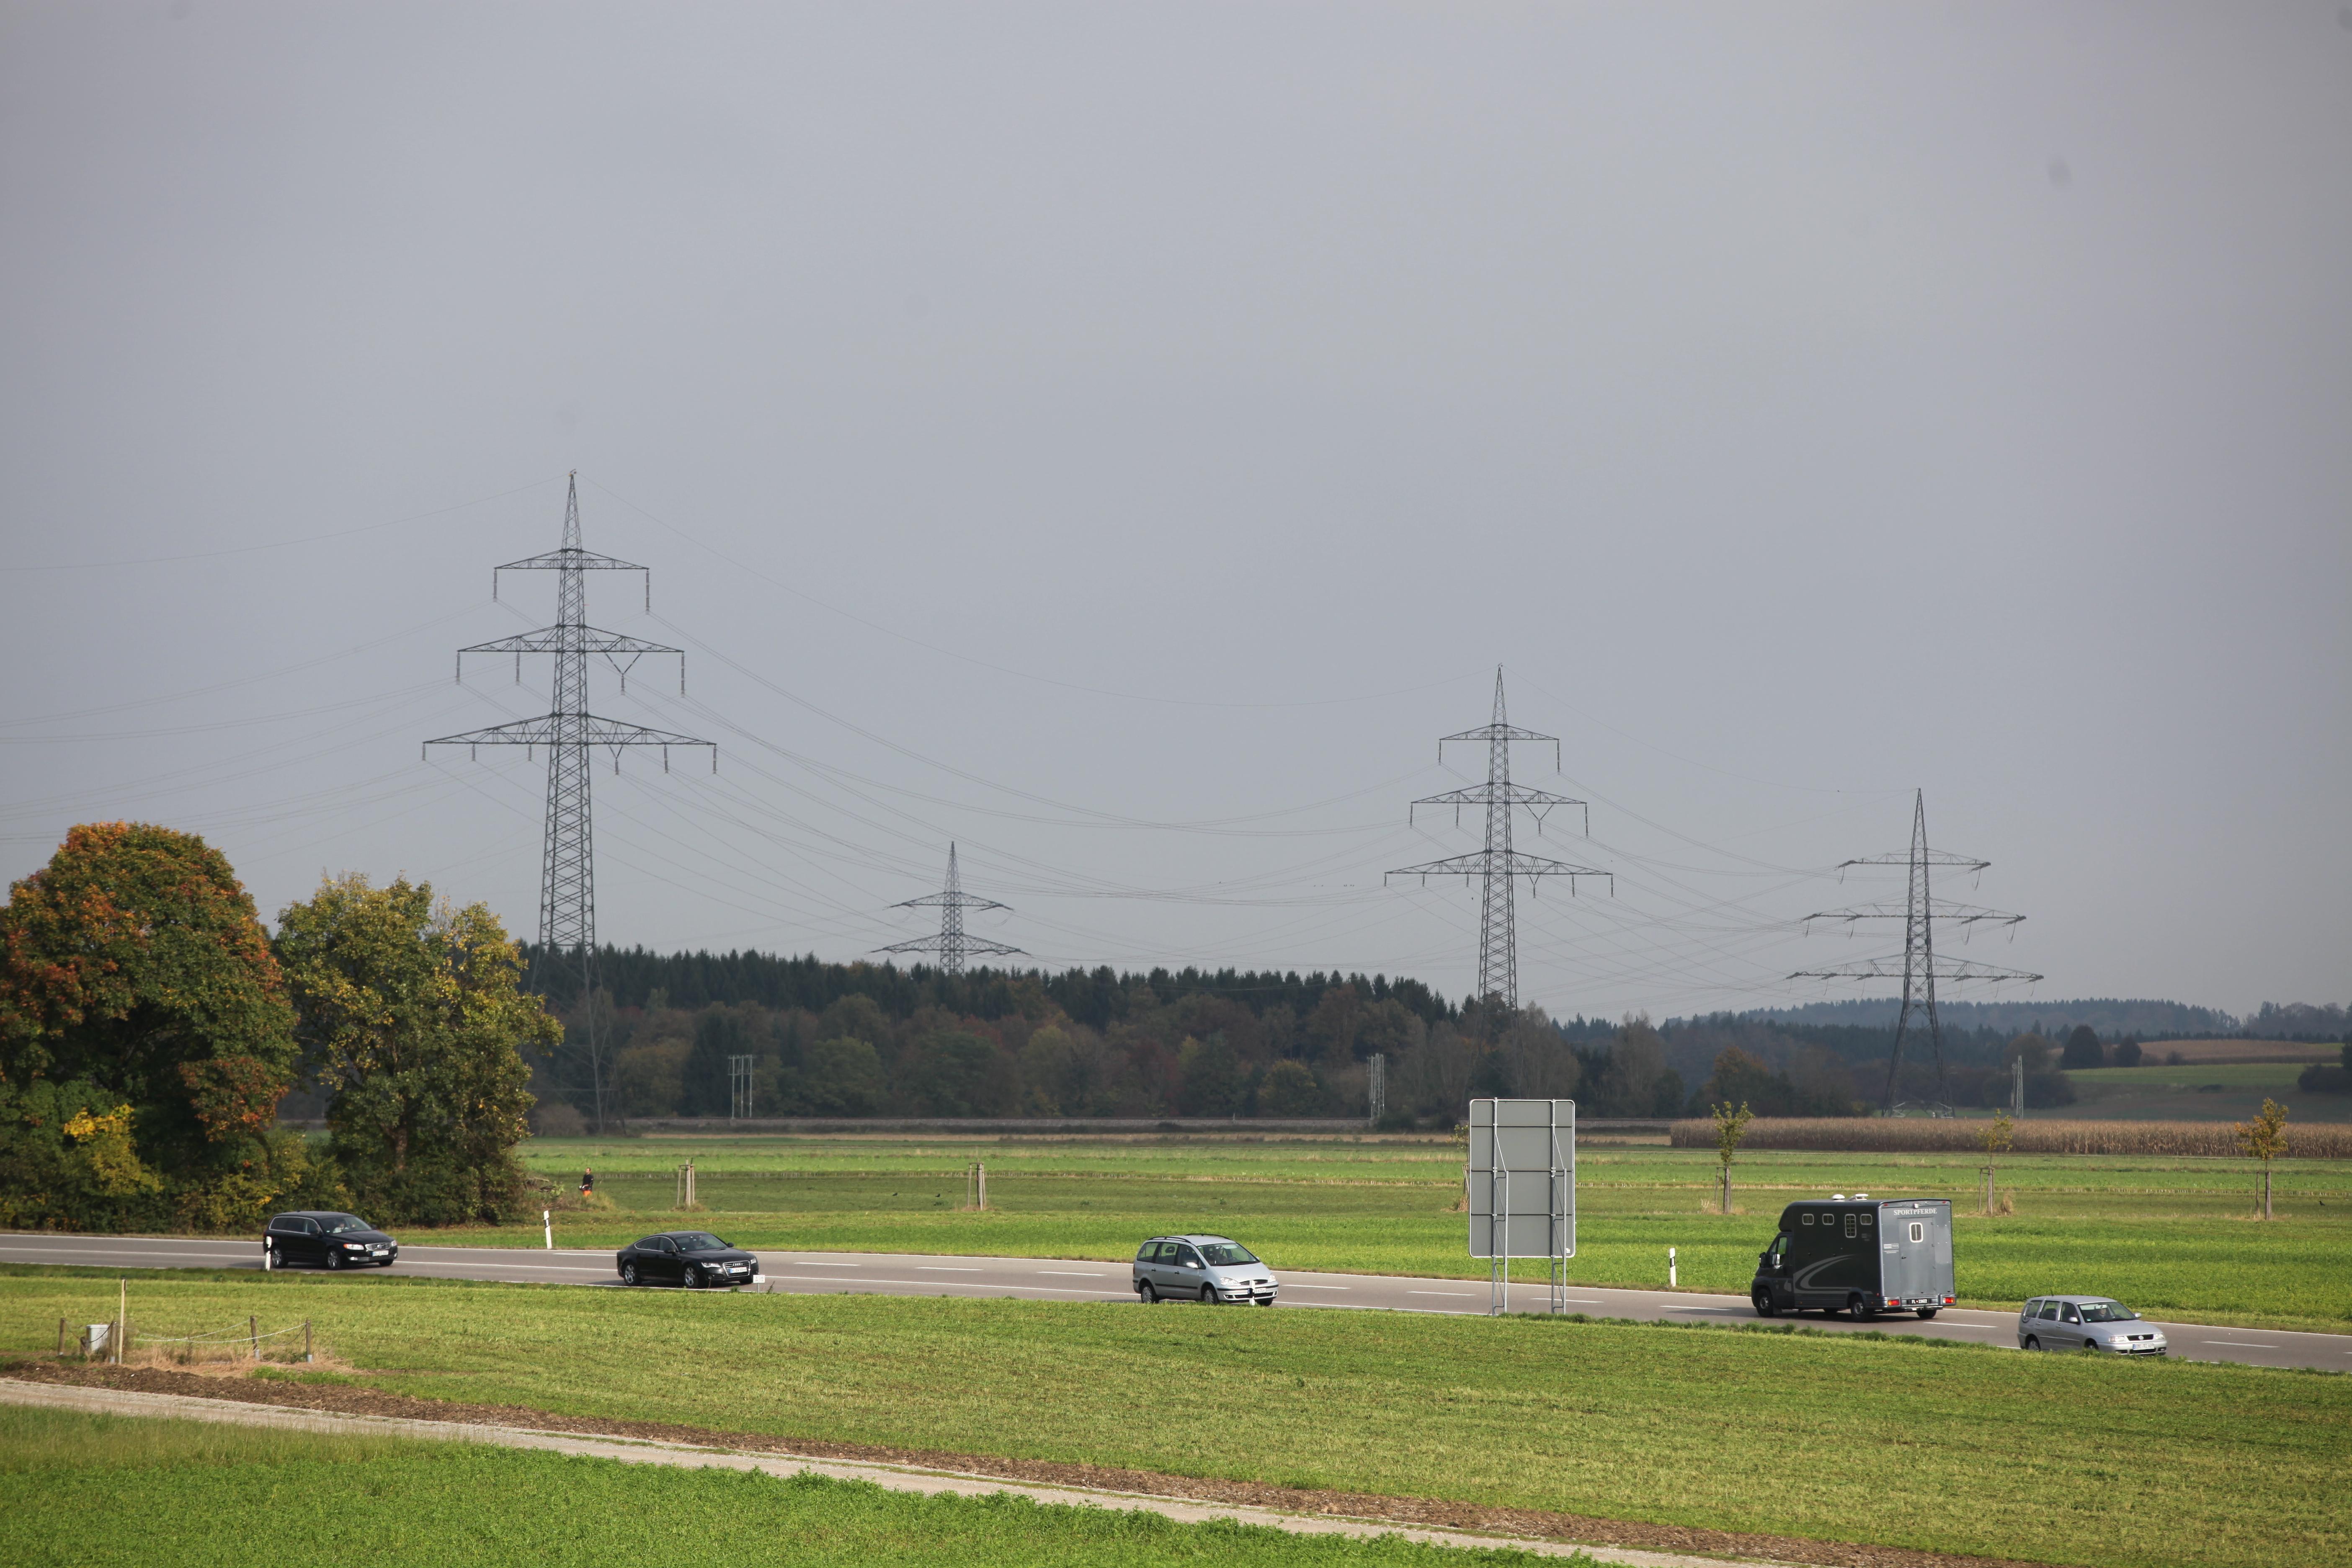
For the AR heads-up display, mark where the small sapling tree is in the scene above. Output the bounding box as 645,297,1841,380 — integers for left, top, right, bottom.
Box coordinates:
1976,1109,2014,1216
2235,1098,2289,1220
1712,1099,1753,1215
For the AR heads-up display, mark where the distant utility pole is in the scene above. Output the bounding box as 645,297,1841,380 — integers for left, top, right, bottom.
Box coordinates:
729,1055,755,1122
1790,790,2042,1114
425,474,714,1132
1388,668,1609,1009
1366,1052,1386,1129
874,844,1026,976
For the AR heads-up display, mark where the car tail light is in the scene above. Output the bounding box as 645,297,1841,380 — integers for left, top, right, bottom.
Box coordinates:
1944,1296,1954,1305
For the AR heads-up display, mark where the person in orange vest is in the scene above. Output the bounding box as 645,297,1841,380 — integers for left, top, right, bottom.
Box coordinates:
580,1168,594,1197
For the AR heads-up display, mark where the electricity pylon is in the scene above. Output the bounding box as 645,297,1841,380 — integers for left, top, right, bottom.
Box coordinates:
425,473,713,1130
1789,789,2041,1113
1388,668,1609,1008
874,844,1026,975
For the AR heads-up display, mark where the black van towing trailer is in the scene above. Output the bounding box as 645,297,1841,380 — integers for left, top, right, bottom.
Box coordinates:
1750,1195,1955,1320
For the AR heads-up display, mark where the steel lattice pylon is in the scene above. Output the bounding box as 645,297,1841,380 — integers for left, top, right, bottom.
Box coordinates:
425,474,713,1129
1388,669,1609,1007
1790,790,2042,1112
874,844,1026,975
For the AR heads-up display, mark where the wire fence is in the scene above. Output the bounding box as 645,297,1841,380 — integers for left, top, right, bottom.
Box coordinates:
60,1313,314,1366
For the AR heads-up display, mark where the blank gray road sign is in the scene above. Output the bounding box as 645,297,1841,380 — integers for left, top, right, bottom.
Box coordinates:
1468,1098,1575,1259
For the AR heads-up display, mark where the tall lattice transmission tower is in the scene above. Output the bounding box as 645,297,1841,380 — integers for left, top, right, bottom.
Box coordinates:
426,473,713,1129
1790,789,2041,1113
874,844,1026,975
1388,669,1610,1008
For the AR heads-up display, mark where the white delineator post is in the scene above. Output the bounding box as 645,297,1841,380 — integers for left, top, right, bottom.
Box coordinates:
544,1210,553,1250
1669,1246,1677,1288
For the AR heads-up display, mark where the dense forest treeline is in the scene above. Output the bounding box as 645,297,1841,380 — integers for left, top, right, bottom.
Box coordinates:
517,949,2306,1131
515,949,2052,1130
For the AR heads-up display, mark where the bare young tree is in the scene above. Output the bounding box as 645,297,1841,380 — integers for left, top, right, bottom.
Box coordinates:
1976,1109,2014,1216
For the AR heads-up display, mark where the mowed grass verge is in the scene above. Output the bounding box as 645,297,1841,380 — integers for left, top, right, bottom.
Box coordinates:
3,1271,2344,1568
484,1138,2352,1331
0,1404,1564,1568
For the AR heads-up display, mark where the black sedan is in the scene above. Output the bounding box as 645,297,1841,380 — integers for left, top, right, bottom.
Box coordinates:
265,1211,398,1269
615,1231,760,1289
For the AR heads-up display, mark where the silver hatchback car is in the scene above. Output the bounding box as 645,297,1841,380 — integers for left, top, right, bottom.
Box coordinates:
2019,1295,2169,1355
1134,1235,1278,1305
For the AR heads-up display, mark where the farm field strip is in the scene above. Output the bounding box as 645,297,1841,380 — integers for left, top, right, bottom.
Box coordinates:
0,1398,1586,1568
0,1273,2340,1568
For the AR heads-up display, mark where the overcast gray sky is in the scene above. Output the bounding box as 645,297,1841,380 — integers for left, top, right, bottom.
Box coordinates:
3,2,2346,1020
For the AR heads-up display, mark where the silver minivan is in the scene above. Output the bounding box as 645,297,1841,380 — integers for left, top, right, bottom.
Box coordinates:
2018,1295,2168,1355
1133,1235,1278,1305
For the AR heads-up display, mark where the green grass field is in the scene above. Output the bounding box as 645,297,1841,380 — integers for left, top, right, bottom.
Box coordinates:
2062,1062,2349,1123
0,1403,1565,1567
460,1136,2352,1331
1,1272,2343,1568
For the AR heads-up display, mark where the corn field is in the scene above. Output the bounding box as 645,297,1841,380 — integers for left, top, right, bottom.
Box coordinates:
1666,1117,2352,1158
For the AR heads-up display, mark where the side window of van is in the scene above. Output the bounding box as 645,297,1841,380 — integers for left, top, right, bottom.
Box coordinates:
1800,1213,1815,1226
1843,1214,1858,1239
1908,1222,1925,1244
1137,1241,1158,1262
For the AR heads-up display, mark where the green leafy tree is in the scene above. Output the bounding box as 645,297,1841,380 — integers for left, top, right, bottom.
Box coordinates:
1256,1058,1324,1117
275,874,556,1226
1176,1033,1245,1117
1711,1099,1754,1215
0,823,323,1231
2234,1097,2289,1221
2061,1025,2104,1071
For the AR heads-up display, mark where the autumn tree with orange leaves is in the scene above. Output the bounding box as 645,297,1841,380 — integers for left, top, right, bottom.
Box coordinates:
0,823,337,1231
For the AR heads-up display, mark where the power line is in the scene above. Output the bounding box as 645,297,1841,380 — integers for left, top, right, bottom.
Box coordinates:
424,474,715,1131
1389,668,1611,1007
1790,789,2043,1111
874,843,1028,974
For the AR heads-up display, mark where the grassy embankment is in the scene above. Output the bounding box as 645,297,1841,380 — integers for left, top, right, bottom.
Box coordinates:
463,1137,2352,1331
0,1271,2343,1568
0,1403,1561,1568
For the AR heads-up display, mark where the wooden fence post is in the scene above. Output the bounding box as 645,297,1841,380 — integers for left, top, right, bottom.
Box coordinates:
57,1317,65,1356
249,1315,259,1362
304,1319,313,1364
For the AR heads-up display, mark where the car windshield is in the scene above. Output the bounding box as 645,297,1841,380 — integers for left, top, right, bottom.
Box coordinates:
674,1233,731,1252
2077,1302,2137,1323
1197,1243,1258,1267
319,1215,372,1234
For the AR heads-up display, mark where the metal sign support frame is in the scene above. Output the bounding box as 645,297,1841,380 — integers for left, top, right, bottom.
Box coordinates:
1471,1097,1576,1316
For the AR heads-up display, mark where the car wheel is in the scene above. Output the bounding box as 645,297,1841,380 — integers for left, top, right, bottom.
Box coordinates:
2024,1335,2040,1351
1201,1284,1217,1304
685,1266,704,1289
326,1250,342,1271
1752,1290,1777,1318
1916,1308,1938,1320
1138,1282,1157,1303
622,1262,640,1287
1846,1295,1869,1321
265,1245,281,1270
1256,1298,1274,1307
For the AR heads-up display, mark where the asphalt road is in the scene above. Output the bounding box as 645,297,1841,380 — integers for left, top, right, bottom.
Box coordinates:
5,1232,2345,1373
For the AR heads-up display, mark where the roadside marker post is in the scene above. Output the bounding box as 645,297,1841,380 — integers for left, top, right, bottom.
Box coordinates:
544,1210,553,1250
1669,1246,1677,1288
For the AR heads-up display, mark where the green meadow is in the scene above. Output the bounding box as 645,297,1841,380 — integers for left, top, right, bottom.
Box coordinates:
0,1402,1568,1568
1,1270,2343,1568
